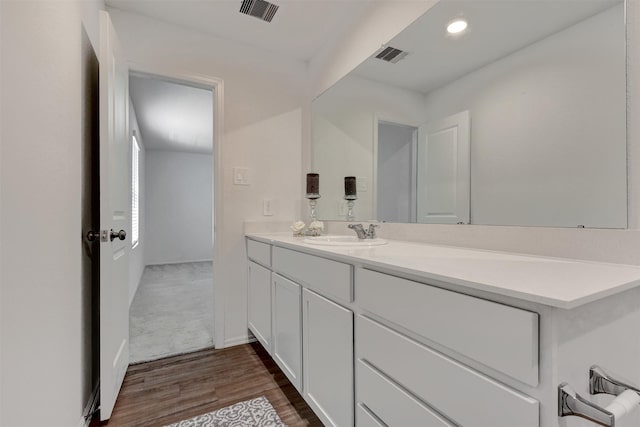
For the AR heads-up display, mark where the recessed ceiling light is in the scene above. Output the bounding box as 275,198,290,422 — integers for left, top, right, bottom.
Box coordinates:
447,19,468,34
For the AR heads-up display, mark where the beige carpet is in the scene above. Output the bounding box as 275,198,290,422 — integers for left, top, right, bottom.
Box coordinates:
129,261,214,364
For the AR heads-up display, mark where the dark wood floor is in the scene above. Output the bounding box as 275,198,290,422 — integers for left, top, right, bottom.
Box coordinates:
92,343,323,427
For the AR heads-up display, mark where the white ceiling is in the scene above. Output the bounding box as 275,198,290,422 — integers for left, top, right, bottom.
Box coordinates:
130,74,213,154
117,0,621,153
353,0,621,94
110,0,377,153
105,0,374,62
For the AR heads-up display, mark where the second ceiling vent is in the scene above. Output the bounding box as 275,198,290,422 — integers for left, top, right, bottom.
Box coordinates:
240,0,279,23
375,46,408,64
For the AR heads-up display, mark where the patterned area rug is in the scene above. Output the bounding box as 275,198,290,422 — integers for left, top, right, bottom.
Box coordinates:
165,396,285,427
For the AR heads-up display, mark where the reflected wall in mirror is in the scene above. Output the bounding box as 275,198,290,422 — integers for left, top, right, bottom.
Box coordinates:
312,0,627,228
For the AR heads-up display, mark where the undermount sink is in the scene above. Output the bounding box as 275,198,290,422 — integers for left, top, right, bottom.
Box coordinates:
303,235,388,246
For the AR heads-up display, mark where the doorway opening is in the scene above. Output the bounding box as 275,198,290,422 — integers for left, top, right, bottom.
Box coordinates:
127,71,218,363
375,119,418,223
375,112,470,225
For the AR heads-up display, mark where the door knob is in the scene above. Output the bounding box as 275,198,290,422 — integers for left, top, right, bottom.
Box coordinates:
110,229,126,241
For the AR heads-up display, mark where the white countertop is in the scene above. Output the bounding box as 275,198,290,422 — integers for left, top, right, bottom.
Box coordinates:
246,233,640,309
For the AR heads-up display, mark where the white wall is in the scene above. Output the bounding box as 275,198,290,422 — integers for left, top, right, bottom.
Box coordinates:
108,9,306,345
0,1,105,426
129,98,146,305
223,109,302,342
312,75,426,221
145,150,212,265
422,5,626,228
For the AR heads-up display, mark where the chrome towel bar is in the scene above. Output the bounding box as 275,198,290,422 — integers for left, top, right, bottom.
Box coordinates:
591,365,640,397
559,383,614,426
559,365,640,427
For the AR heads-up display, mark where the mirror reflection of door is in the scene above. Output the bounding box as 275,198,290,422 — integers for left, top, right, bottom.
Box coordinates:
377,112,470,225
416,111,470,224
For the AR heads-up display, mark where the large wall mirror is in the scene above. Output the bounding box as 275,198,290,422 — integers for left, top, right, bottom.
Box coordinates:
311,0,627,228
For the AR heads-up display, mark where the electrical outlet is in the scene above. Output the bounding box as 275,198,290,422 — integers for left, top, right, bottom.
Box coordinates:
233,167,250,185
263,199,274,216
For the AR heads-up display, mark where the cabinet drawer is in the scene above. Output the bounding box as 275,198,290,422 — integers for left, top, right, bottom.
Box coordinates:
273,247,352,302
357,315,538,427
357,268,538,386
247,239,271,267
357,360,454,427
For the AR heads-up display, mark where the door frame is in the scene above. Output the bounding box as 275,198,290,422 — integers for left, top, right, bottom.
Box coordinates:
128,62,226,349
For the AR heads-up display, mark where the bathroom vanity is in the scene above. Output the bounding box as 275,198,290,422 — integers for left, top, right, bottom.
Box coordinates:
245,233,640,427
258,0,636,425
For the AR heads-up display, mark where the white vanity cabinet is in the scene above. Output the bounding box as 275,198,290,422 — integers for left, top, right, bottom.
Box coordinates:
303,288,354,427
246,238,355,425
246,235,640,427
272,245,355,425
271,246,353,302
271,273,303,391
356,268,539,386
354,268,539,427
247,239,272,352
247,261,272,352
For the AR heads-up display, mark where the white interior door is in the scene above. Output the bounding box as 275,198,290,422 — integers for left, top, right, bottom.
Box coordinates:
416,111,470,224
99,11,130,421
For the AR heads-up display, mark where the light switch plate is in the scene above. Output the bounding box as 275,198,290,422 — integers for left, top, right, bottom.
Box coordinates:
338,200,347,216
358,177,368,192
233,167,250,185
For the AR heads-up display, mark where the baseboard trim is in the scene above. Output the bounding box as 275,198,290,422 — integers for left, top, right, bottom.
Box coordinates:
224,334,256,348
78,381,100,427
146,259,214,267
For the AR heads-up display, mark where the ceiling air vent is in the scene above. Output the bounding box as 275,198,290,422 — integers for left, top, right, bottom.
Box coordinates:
375,46,408,64
240,0,279,23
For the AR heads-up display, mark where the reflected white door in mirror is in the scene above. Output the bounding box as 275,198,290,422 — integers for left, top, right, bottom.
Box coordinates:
416,110,470,224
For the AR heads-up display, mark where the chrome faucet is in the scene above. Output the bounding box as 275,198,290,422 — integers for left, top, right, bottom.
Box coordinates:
348,223,379,239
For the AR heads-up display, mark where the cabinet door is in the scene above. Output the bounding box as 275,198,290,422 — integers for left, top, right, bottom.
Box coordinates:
303,288,354,427
272,273,302,391
248,261,272,352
